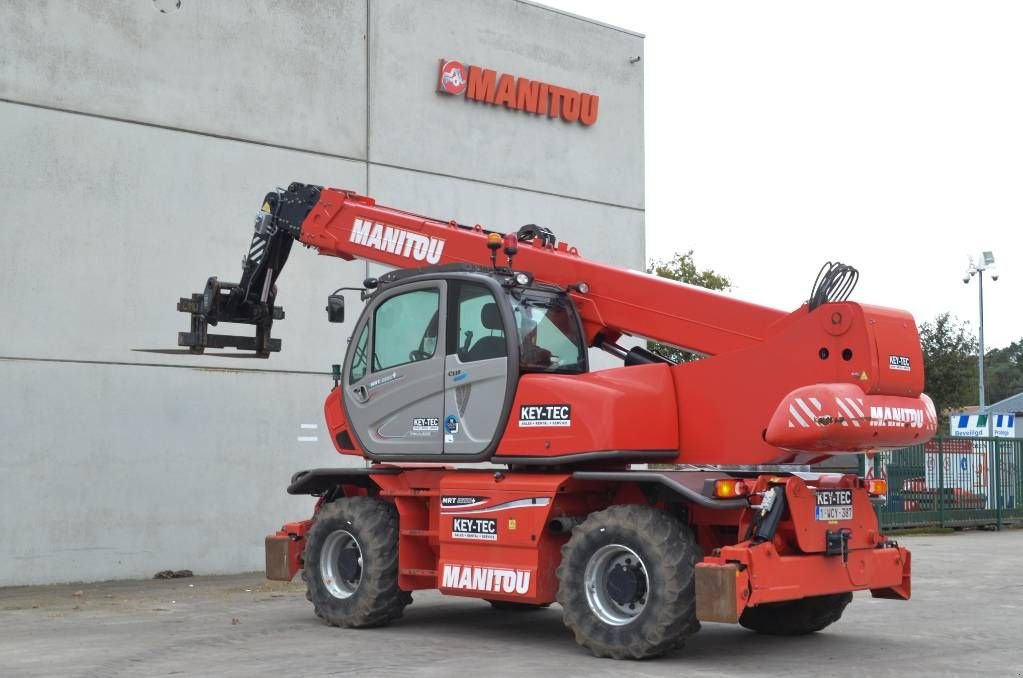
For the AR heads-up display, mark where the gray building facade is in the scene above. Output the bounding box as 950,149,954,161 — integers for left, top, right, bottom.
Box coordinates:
0,0,644,585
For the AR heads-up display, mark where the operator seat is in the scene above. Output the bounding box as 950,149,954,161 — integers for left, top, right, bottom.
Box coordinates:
465,303,507,361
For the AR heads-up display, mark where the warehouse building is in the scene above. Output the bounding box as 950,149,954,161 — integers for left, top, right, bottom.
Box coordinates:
0,0,644,584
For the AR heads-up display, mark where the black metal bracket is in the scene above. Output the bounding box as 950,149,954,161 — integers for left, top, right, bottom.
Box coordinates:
825,528,853,563
173,182,324,358
517,223,557,248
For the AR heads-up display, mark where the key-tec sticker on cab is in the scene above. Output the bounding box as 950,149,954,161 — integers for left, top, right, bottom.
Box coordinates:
518,404,571,427
888,355,911,372
411,417,440,433
451,517,498,541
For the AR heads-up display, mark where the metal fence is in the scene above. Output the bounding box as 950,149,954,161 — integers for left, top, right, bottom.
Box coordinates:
870,437,1023,530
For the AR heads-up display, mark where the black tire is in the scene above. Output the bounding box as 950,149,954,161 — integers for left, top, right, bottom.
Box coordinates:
486,600,551,611
556,504,700,659
301,496,412,628
739,592,852,636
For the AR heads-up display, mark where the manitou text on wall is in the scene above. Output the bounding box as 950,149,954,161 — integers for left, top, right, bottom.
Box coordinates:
437,59,599,126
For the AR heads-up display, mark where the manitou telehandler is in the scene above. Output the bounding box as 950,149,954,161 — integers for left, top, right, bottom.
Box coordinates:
176,183,936,658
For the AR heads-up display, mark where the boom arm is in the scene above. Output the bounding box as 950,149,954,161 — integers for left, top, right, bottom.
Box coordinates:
178,182,937,461
179,182,783,357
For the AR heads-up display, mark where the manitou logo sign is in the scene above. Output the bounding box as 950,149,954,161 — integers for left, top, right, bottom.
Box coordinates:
349,218,445,264
870,406,925,429
436,58,599,126
441,563,532,595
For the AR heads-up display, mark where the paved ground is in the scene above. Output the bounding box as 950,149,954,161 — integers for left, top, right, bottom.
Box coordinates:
1,531,1021,677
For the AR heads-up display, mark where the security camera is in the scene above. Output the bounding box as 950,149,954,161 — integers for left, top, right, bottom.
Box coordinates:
991,270,999,281
962,275,971,284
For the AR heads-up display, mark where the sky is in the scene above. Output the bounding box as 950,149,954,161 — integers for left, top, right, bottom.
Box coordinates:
542,0,1021,349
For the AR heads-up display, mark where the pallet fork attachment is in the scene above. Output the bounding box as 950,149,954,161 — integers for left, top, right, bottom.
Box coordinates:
175,184,320,357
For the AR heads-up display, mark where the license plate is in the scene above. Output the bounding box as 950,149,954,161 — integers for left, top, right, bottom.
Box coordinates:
815,489,853,521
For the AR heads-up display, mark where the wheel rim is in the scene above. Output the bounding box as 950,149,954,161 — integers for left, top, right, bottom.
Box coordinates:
583,543,649,626
319,529,363,599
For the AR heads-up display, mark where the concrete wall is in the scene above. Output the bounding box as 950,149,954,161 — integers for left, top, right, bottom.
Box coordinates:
0,0,643,585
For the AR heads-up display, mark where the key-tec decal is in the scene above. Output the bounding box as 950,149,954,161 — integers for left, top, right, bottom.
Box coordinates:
888,355,911,372
816,489,853,506
451,517,497,541
518,404,571,427
411,417,440,433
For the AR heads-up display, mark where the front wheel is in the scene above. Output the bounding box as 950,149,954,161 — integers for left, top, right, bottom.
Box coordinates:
556,504,700,659
301,496,412,628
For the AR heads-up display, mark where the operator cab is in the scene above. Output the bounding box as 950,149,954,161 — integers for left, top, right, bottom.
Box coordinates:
339,265,587,461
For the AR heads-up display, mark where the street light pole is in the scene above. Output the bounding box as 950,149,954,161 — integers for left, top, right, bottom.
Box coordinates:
964,251,997,433
977,270,985,413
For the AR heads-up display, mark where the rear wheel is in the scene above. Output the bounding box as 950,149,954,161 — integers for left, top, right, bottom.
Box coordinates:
739,592,852,635
301,496,412,627
556,504,700,659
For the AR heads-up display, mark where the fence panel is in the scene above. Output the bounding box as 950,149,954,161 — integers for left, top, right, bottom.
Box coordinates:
872,437,1023,530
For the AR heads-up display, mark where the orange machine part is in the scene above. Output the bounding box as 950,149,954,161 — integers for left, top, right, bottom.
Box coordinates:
496,365,678,460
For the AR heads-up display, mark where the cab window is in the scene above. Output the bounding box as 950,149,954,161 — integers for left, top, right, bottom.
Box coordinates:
511,291,586,373
450,282,507,362
372,289,440,371
349,323,369,383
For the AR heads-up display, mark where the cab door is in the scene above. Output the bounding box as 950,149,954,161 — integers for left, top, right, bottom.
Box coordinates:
442,280,512,456
343,280,446,456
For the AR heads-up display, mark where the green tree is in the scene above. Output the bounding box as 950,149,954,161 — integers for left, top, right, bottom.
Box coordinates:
918,313,977,416
646,251,731,363
985,338,1023,405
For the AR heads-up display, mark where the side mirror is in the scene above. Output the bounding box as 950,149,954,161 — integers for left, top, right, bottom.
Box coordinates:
326,294,345,323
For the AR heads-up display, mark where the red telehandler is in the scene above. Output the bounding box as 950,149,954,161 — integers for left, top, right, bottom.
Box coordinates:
176,183,936,658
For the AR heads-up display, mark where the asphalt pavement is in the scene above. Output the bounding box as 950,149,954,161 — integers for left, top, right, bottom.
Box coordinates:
1,530,1021,677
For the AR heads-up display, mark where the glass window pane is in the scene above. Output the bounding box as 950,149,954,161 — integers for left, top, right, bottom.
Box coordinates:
373,289,440,371
349,323,369,383
455,283,506,362
511,292,586,373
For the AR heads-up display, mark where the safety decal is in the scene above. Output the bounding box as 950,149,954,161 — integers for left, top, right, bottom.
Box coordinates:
518,404,571,427
888,355,911,372
445,415,460,433
451,517,497,541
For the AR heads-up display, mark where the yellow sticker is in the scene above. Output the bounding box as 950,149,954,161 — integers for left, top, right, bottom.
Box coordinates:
261,201,271,213
508,519,517,530
859,371,869,381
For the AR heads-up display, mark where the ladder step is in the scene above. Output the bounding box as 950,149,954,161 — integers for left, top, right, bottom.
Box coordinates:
400,529,437,537
380,489,441,497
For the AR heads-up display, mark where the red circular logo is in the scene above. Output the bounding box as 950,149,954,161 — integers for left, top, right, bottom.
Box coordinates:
439,60,468,95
